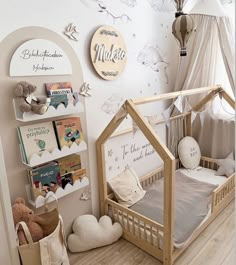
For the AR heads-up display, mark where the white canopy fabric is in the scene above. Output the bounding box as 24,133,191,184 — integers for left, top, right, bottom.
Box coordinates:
168,2,235,158
174,14,235,98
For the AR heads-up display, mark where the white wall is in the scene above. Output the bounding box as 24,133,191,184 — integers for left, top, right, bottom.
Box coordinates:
0,0,178,219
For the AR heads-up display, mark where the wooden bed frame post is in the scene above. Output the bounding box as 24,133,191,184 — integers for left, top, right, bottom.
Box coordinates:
163,158,175,265
96,143,107,215
96,104,128,215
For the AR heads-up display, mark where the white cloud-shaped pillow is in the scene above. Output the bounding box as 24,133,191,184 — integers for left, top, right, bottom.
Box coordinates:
67,215,123,252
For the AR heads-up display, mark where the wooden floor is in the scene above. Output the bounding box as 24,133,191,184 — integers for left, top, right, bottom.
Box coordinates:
69,200,235,265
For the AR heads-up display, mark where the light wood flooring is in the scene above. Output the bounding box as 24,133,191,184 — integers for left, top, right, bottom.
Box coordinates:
69,200,235,265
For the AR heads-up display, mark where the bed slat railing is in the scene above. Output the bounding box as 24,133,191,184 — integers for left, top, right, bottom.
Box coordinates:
200,156,218,170
107,198,164,249
140,167,164,188
212,173,235,212
200,156,235,213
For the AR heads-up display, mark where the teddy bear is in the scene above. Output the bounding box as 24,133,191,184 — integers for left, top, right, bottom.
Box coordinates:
14,81,50,115
12,197,44,245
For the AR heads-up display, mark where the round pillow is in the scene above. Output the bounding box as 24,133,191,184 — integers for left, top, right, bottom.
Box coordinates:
178,136,201,169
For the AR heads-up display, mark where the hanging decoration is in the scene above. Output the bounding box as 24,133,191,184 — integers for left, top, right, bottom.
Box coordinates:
173,94,184,112
161,106,172,128
173,0,186,17
132,120,139,136
172,14,194,56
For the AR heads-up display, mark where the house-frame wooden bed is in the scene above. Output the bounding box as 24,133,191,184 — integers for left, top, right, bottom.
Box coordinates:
96,86,235,265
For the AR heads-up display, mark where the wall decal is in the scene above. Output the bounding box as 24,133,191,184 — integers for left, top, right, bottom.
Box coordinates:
101,94,124,115
98,4,132,23
220,0,233,4
80,0,103,8
137,43,169,84
104,130,163,180
147,0,175,12
90,25,127,80
10,39,72,76
64,23,79,41
107,149,114,157
80,0,132,23
121,0,137,7
79,82,92,97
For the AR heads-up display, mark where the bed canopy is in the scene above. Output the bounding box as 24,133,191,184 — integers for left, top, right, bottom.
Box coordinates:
169,0,235,158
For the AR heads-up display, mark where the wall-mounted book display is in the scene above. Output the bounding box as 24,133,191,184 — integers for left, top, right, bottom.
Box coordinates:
13,100,84,122
26,177,89,208
9,39,72,76
17,120,87,167
24,153,89,208
90,25,127,81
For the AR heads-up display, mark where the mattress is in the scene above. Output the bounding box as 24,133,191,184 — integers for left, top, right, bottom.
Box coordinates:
109,167,227,249
177,166,227,186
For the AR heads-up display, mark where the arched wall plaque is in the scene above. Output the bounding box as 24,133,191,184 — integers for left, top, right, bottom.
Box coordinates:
9,38,72,76
90,25,127,81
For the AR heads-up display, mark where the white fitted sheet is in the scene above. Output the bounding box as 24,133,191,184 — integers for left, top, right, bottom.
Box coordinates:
177,166,227,185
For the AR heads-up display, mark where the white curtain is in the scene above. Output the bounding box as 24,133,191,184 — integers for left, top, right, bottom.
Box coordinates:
169,14,235,159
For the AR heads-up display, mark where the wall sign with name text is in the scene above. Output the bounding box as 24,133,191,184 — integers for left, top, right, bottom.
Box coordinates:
9,39,72,76
90,25,127,81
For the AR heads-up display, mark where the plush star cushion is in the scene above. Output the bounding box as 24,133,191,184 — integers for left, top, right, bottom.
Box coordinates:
108,166,146,207
67,215,123,252
178,136,201,169
215,152,235,177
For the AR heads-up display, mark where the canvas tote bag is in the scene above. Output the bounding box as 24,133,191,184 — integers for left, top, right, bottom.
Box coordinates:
15,197,70,265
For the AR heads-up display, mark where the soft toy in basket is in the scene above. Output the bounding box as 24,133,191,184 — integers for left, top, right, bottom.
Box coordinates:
12,196,69,265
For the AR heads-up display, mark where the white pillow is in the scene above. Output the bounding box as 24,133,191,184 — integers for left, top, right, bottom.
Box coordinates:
178,136,201,169
67,215,123,252
215,152,235,177
108,166,146,207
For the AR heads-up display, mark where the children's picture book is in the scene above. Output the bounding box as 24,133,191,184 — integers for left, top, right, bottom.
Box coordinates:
45,82,74,105
56,154,81,176
61,172,73,188
53,117,84,149
28,162,61,200
17,121,58,164
72,168,87,183
49,94,69,109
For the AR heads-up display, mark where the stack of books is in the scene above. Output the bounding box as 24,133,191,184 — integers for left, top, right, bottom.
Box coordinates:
27,154,87,200
45,82,76,108
27,161,61,200
17,117,85,164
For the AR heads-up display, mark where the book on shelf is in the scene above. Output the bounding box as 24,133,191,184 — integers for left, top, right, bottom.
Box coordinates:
45,82,74,106
72,168,87,183
60,168,87,188
28,162,61,200
17,121,58,164
61,172,73,189
53,117,85,149
56,154,82,176
49,94,69,109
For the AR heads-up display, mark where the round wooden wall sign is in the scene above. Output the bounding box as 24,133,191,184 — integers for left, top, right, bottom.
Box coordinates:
90,25,127,81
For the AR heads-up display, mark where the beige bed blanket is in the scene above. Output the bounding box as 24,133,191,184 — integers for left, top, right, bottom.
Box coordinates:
130,171,217,246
